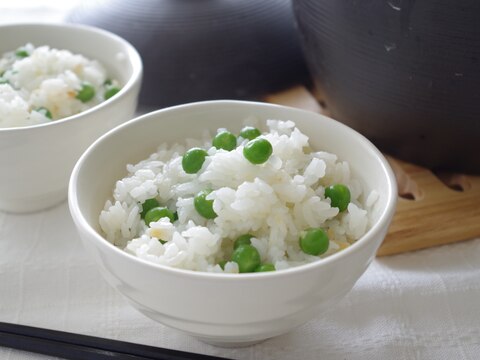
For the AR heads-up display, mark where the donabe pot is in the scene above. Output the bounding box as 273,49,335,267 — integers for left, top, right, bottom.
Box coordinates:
293,0,480,174
68,0,309,108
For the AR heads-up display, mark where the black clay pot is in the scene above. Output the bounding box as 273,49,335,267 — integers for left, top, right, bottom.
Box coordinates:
293,0,480,174
68,0,309,108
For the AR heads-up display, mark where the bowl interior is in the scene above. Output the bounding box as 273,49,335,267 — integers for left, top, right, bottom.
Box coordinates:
72,101,395,248
0,23,138,86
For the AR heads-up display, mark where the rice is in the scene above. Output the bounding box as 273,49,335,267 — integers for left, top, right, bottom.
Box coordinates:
99,120,378,273
0,43,120,128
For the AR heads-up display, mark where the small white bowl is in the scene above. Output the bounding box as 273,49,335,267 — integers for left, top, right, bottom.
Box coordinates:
69,101,397,346
0,23,142,213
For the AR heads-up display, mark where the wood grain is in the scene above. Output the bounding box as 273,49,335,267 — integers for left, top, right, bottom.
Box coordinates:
263,85,324,114
264,86,480,256
379,157,480,255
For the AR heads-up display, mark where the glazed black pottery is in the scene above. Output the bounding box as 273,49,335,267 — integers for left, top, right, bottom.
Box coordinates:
293,0,480,173
68,0,309,108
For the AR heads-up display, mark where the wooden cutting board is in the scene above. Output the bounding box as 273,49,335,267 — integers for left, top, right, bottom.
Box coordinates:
264,86,480,256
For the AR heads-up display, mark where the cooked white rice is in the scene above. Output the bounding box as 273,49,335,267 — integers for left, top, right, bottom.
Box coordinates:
99,120,378,273
0,43,120,128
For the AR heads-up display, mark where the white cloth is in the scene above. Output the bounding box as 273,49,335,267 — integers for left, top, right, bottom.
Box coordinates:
0,201,479,360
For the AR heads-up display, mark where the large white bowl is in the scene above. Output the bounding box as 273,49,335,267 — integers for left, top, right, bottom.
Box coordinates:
69,101,397,346
0,23,142,213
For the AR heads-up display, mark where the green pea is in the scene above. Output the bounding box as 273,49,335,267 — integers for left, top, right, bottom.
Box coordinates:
140,198,160,219
218,260,227,270
35,107,52,119
212,130,237,151
239,126,261,140
255,263,275,272
232,244,261,273
104,86,120,100
182,148,208,174
243,138,272,165
325,184,351,212
299,228,329,256
144,207,175,225
76,82,95,102
194,189,217,219
234,234,253,249
15,48,29,58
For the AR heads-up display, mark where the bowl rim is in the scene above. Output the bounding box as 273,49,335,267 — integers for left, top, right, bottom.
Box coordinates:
0,22,143,133
68,100,398,281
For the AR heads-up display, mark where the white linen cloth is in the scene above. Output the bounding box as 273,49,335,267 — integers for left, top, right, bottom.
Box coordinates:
0,201,479,360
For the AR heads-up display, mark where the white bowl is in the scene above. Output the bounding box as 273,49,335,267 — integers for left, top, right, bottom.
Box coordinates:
68,101,397,346
0,23,142,213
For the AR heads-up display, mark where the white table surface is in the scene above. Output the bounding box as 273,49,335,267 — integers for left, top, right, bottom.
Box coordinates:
1,4,480,360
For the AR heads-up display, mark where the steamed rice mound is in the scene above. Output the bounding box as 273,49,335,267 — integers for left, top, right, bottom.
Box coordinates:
99,120,378,273
0,43,120,128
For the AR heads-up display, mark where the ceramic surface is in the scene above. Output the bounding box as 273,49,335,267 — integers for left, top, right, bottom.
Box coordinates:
0,23,142,213
293,0,480,173
67,0,309,107
69,101,397,345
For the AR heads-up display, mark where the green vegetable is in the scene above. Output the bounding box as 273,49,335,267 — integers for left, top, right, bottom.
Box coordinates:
299,228,329,256
76,83,95,102
104,86,120,100
140,198,160,219
325,184,351,212
239,126,261,140
218,260,227,270
15,48,29,58
35,107,52,119
255,263,275,272
194,189,217,219
212,130,236,151
159,239,167,244
182,148,208,174
144,207,175,225
243,138,272,165
232,244,261,273
234,234,253,249
104,79,112,86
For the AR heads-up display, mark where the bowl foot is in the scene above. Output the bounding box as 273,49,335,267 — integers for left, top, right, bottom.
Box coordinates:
0,191,66,214
196,337,267,348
